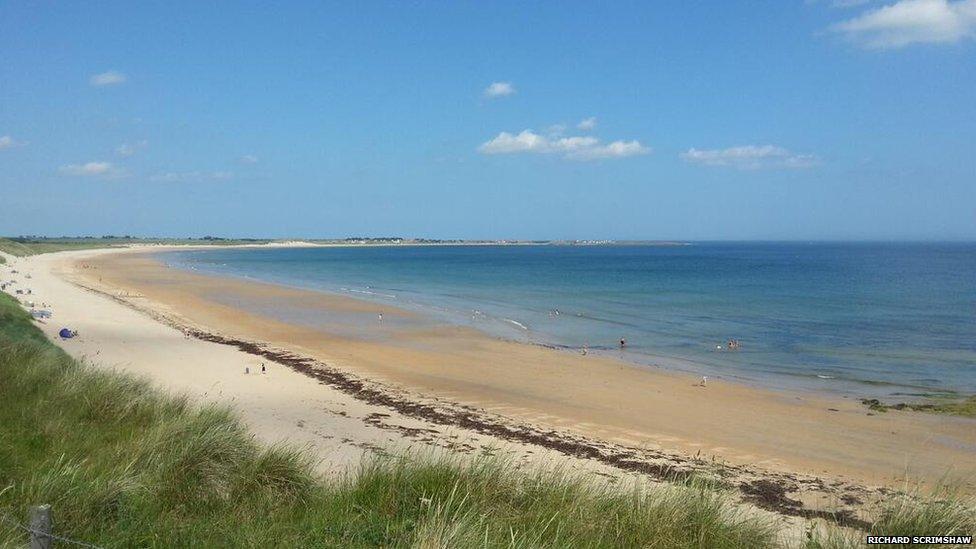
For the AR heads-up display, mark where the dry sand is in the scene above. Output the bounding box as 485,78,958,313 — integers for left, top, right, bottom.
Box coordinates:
3,248,590,474
4,245,975,531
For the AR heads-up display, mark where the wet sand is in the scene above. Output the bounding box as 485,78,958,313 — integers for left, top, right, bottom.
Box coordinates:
72,247,976,491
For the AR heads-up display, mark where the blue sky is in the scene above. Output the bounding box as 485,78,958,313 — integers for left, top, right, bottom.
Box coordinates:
1,1,974,240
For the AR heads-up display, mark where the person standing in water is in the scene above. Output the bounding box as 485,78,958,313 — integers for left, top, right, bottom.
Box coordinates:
619,338,626,348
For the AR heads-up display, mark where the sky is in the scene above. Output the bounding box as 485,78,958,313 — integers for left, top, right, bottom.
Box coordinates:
1,1,974,241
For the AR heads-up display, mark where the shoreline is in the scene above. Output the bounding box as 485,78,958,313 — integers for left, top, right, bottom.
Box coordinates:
4,244,975,532
121,305,879,530
159,244,973,402
73,247,976,486
156,245,976,418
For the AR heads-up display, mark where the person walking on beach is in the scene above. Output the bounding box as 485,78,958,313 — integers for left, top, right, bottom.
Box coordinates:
261,363,266,374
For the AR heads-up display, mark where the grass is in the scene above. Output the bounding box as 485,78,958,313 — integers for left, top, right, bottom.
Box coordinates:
805,486,976,549
871,485,976,539
0,236,512,259
0,291,785,548
0,237,121,256
0,236,276,257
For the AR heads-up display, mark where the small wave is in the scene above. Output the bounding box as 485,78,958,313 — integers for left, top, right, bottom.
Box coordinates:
502,318,528,330
816,375,835,379
340,287,397,299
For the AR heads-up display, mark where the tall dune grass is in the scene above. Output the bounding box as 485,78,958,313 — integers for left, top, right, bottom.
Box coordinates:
805,488,976,549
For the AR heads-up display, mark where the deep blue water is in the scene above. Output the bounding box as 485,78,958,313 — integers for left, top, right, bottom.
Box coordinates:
164,243,976,397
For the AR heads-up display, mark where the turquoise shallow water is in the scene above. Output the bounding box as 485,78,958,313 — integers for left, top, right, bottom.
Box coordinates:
163,243,976,398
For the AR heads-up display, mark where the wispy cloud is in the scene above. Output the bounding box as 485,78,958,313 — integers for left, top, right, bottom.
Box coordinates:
150,170,234,182
483,81,515,98
59,161,127,178
808,0,875,7
577,117,598,131
479,129,650,161
545,124,567,136
831,0,976,48
90,70,127,86
832,0,874,7
0,135,26,150
239,154,259,164
680,145,818,169
579,140,649,160
116,140,148,157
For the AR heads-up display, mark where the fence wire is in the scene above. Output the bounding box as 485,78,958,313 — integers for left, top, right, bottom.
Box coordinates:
0,511,103,549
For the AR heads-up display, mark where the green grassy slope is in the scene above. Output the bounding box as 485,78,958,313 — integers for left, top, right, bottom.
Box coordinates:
0,237,120,256
0,236,277,257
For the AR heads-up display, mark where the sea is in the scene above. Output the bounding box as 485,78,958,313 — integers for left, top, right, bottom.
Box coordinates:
162,242,976,399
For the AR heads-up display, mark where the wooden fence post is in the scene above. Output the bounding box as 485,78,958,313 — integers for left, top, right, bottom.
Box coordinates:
29,504,52,549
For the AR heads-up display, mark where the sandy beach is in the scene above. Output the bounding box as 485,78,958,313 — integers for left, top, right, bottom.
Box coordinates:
4,245,975,529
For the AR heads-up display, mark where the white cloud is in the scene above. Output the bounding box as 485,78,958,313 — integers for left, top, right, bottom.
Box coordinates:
150,170,233,182
680,145,819,169
116,140,148,157
831,0,976,48
0,135,26,149
577,117,598,131
59,161,127,178
479,129,650,160
239,154,259,164
484,81,515,98
480,130,550,154
574,140,649,160
90,70,127,86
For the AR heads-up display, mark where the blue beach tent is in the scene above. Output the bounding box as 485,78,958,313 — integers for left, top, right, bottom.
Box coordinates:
59,328,74,339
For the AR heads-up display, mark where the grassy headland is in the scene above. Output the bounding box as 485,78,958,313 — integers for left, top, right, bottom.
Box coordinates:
0,235,679,259
0,236,276,257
